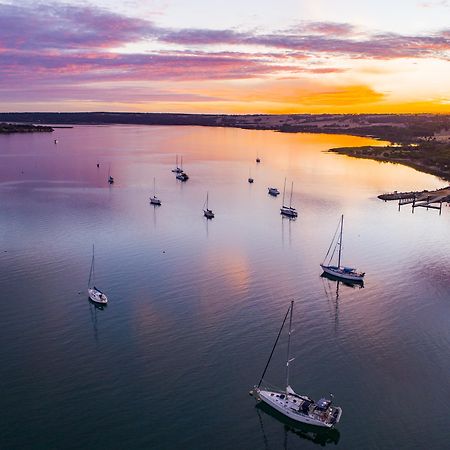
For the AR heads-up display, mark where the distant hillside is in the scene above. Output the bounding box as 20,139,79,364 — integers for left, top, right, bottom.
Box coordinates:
0,112,449,144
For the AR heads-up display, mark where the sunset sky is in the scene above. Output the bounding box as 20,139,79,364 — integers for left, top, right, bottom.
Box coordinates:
1,0,449,113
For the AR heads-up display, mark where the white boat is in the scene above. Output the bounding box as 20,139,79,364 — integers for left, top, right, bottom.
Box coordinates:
250,301,342,428
88,244,108,305
171,155,183,173
149,177,161,205
320,215,365,282
268,187,280,196
203,192,214,219
175,156,189,181
176,172,189,181
108,164,114,184
280,179,298,218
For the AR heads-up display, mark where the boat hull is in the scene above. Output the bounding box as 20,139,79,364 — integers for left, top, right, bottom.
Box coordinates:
268,188,280,196
320,265,364,282
88,288,108,304
150,197,161,205
280,207,298,218
255,389,338,428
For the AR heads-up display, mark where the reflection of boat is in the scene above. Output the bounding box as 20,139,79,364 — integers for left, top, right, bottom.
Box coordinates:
268,187,280,196
251,301,342,428
256,402,341,447
320,215,365,282
171,155,183,173
203,192,214,219
88,245,108,305
89,297,107,310
149,177,161,205
280,179,298,218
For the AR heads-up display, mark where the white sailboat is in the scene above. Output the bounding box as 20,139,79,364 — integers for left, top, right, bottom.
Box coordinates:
320,215,365,282
175,156,189,181
107,164,114,184
280,179,298,218
203,192,214,219
171,155,183,173
88,244,108,305
250,301,342,428
149,177,161,205
248,168,254,183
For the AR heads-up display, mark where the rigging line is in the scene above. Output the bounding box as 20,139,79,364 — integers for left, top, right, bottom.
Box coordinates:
257,303,291,388
322,218,341,264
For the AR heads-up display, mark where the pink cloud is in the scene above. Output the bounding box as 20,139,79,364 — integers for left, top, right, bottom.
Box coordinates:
0,2,449,107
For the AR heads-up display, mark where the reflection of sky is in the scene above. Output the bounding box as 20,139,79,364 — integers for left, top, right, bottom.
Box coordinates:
0,125,449,449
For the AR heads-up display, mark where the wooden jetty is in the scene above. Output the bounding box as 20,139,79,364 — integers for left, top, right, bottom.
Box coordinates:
378,186,450,214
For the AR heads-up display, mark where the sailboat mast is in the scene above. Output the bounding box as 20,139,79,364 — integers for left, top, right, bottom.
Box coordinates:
286,300,294,392
153,177,156,196
338,214,344,268
282,178,287,206
89,244,95,287
289,182,294,208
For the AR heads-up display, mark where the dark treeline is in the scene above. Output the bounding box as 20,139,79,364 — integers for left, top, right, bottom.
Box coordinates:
0,112,449,144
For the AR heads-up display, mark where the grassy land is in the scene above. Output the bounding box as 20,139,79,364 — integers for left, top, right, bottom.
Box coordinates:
330,141,450,182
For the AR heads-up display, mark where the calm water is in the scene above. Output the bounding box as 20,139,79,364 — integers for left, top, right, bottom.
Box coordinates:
0,125,449,450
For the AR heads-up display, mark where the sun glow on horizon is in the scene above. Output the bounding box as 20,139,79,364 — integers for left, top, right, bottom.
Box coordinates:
0,1,449,113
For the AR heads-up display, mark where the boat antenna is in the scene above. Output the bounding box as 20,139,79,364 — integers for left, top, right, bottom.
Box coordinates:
257,303,291,388
286,300,294,392
282,177,287,206
289,182,294,208
338,214,344,268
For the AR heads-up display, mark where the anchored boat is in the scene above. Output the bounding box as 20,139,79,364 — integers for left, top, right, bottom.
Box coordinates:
320,214,365,282
250,301,342,428
280,179,298,218
203,192,214,219
150,177,161,205
88,244,108,305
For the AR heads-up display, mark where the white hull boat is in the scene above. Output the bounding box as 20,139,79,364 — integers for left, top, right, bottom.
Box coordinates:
320,264,364,282
280,179,298,218
203,192,214,219
88,244,108,305
150,196,161,205
171,155,183,173
149,177,162,205
250,301,342,428
320,215,365,283
88,287,108,304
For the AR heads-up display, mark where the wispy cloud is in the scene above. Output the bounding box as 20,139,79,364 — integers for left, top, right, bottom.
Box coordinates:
0,3,449,111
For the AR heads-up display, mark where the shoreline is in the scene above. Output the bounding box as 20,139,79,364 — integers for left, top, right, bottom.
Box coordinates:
1,112,448,182
329,145,450,183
